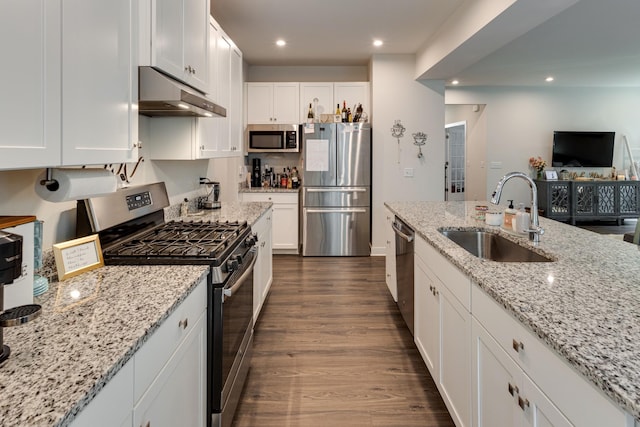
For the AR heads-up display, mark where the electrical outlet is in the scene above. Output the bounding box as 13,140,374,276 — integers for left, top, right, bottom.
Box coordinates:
404,168,414,177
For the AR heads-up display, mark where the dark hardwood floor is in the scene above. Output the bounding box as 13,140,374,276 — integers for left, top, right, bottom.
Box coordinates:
233,255,455,427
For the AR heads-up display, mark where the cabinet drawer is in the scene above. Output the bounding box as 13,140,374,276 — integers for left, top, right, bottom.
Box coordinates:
241,192,298,204
416,236,470,310
472,285,625,426
134,279,207,402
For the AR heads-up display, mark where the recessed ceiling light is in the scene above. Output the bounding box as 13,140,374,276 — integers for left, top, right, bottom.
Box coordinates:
451,80,460,85
276,39,286,47
545,76,554,82
373,39,383,47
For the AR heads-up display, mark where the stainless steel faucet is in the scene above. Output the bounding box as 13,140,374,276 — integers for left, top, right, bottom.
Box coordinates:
490,171,545,244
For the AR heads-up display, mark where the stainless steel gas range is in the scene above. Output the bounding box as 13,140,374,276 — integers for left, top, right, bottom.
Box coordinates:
76,182,255,427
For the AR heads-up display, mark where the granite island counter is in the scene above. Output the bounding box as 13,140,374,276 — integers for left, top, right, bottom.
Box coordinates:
0,202,272,427
386,200,640,424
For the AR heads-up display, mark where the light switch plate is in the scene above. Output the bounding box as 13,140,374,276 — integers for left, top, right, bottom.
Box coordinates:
404,168,414,177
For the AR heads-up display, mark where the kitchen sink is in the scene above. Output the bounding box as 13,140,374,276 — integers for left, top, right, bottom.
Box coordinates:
439,229,553,262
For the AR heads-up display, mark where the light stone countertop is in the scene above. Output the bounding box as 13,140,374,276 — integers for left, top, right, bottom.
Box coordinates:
0,202,271,427
238,186,299,194
385,200,640,421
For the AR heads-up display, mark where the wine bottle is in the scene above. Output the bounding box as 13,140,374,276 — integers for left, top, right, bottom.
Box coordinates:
336,104,340,115
341,101,347,122
307,103,314,122
347,108,352,123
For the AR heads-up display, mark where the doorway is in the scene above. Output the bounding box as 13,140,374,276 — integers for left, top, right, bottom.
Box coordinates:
445,122,466,201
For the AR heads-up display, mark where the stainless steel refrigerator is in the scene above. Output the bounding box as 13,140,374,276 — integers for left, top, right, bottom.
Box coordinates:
301,122,371,256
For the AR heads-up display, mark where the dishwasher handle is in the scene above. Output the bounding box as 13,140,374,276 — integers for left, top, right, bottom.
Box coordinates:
392,221,414,243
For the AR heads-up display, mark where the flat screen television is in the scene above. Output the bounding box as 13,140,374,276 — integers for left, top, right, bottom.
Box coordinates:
551,131,615,167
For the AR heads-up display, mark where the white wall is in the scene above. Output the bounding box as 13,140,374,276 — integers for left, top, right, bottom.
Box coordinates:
446,86,640,206
247,66,368,82
370,54,446,255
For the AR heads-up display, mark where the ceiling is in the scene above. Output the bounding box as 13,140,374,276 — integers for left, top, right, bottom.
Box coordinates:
211,0,640,87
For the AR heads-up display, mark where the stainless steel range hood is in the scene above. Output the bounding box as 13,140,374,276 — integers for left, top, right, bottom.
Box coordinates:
138,66,226,118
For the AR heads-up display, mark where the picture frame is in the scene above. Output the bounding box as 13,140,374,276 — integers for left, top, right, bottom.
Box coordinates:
53,234,104,281
545,170,558,180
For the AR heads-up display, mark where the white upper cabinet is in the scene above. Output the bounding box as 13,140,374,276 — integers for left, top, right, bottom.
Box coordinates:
299,82,370,123
299,83,334,122
0,0,137,170
334,82,370,121
142,0,209,93
246,83,299,124
62,0,139,166
0,0,61,169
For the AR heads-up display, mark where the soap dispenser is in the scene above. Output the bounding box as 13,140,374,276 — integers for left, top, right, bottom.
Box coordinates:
503,200,516,229
513,203,530,234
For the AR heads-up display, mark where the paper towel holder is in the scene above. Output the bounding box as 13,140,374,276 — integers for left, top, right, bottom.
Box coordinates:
39,168,59,191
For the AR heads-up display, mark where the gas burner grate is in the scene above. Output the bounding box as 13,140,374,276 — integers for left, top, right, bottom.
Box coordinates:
103,220,249,265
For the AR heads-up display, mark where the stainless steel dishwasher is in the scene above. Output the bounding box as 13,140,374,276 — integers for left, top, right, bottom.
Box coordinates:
392,217,415,336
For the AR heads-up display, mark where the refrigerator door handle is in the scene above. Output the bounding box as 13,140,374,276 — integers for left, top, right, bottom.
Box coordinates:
305,208,368,214
305,188,367,193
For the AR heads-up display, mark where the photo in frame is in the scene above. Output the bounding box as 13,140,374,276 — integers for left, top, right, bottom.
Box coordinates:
545,170,558,180
53,234,104,280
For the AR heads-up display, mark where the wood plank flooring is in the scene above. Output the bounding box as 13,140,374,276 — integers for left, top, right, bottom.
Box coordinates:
233,256,455,427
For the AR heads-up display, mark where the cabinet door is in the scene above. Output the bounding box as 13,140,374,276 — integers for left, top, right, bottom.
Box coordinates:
272,202,299,251
473,319,521,427
272,83,300,124
596,182,616,216
246,83,274,124
252,210,273,323
134,312,206,427
154,0,184,81
183,0,209,91
216,33,231,149
520,375,573,427
414,255,439,377
618,182,640,215
0,0,61,169
62,0,138,165
229,48,243,155
439,285,472,427
334,82,370,120
573,183,596,217
299,83,334,123
384,209,397,301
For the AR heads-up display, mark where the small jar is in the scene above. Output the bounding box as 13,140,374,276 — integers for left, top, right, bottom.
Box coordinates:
475,205,488,221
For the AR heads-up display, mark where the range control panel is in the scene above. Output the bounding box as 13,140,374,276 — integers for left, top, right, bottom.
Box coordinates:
126,191,153,211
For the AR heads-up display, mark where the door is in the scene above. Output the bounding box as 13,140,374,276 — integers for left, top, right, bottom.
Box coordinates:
302,123,337,186
336,123,371,186
302,207,370,256
445,122,466,201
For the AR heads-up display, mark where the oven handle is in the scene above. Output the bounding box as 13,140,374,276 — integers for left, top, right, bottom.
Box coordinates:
222,247,257,302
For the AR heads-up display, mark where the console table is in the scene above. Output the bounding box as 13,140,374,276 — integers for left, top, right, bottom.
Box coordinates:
535,179,640,225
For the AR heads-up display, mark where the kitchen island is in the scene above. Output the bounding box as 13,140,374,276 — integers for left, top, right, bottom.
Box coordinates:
0,202,271,427
386,200,640,425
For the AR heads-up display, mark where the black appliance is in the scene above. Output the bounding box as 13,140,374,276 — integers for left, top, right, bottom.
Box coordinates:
76,182,256,427
551,131,615,167
0,231,42,364
251,158,261,188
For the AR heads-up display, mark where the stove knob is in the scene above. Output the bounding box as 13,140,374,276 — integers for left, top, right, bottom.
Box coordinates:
226,259,239,271
233,254,243,265
245,235,257,247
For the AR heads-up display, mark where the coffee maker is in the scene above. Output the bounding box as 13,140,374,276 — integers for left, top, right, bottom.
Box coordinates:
251,158,261,188
0,231,42,364
199,178,221,209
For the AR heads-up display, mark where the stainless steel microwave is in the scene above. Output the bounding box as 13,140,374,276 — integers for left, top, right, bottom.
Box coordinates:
246,124,300,153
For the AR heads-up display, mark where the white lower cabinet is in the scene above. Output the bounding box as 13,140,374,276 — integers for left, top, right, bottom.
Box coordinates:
413,235,630,427
414,236,471,427
69,279,207,427
252,208,273,323
472,318,572,427
240,192,299,253
133,311,207,427
472,285,627,427
384,209,397,301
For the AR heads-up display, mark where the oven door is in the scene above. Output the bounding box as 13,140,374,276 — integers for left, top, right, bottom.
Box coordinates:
209,247,256,427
